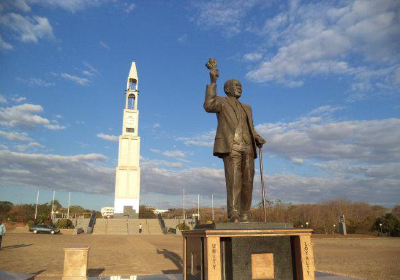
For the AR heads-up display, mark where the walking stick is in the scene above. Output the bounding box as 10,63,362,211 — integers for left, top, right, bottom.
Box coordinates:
259,147,267,222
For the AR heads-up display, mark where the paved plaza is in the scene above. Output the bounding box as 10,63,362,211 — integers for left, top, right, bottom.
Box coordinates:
0,233,399,279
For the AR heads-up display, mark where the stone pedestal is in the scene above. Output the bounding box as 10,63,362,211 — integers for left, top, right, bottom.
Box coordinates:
62,246,90,280
182,224,315,280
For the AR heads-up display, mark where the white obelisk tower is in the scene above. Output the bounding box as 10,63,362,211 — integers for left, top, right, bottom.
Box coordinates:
114,62,141,218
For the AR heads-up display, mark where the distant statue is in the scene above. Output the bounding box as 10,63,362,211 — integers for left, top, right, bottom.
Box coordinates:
204,58,266,222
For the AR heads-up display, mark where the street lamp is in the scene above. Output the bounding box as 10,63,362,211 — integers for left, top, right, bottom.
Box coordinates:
306,222,309,228
333,224,336,234
379,223,383,235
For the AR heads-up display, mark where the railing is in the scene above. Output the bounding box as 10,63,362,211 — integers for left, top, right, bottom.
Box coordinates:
157,214,168,234
86,212,97,234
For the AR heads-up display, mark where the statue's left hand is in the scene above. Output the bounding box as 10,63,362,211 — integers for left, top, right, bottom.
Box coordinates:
255,136,266,148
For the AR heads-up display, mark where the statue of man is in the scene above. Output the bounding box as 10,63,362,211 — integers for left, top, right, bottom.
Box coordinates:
204,58,266,222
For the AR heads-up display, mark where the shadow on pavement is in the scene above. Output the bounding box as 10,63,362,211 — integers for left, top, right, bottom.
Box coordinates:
31,270,46,279
156,249,183,274
88,268,106,277
2,243,33,250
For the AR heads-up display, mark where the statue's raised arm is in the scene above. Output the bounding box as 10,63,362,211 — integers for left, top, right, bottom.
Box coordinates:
206,58,219,84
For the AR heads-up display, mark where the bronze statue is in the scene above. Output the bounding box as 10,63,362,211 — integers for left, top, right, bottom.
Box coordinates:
204,58,266,222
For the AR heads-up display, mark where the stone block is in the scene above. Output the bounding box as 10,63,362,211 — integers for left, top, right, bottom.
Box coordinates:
62,246,89,280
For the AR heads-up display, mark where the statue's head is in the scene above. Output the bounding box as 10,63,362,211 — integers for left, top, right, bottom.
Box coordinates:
224,79,242,99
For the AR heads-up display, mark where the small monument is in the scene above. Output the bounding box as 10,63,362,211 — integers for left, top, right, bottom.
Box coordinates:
113,62,141,219
339,214,347,235
181,58,315,280
62,246,89,280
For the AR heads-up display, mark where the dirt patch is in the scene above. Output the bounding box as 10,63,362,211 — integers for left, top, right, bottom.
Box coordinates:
313,237,400,280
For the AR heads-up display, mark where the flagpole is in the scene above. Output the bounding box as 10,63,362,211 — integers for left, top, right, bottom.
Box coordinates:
67,192,71,219
34,189,40,220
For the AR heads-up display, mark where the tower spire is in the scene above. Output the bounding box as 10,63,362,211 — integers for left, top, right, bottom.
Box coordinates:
114,61,141,218
126,61,138,91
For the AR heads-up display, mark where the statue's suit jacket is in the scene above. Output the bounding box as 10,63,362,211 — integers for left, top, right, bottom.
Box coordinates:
204,83,261,159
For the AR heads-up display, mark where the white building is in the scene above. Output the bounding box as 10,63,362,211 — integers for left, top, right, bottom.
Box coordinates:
114,62,141,218
153,209,169,215
101,207,114,218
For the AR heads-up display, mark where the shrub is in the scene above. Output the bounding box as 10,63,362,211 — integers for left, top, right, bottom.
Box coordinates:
55,219,75,229
27,220,35,228
176,222,190,230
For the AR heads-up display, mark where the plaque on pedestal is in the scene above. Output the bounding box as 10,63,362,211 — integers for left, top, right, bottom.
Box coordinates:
182,224,315,280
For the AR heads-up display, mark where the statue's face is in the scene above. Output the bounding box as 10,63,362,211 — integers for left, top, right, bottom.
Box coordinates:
226,80,242,98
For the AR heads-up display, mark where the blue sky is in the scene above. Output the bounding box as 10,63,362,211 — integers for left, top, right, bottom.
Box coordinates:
0,0,399,211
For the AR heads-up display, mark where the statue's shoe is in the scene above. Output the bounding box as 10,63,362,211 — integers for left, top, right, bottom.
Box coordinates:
229,215,240,223
240,213,249,222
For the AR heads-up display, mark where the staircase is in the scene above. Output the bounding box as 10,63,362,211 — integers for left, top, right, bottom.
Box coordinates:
146,219,163,234
163,219,183,229
105,219,128,235
92,219,108,234
92,218,163,235
75,218,90,229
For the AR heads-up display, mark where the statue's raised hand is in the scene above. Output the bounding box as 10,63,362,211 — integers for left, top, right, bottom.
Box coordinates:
206,58,219,84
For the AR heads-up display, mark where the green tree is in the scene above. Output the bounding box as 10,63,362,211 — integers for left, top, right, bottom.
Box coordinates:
373,213,400,237
56,219,75,229
392,205,400,219
0,201,13,218
139,205,157,219
8,204,34,223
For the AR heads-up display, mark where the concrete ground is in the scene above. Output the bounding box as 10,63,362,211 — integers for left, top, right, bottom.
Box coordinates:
0,233,399,279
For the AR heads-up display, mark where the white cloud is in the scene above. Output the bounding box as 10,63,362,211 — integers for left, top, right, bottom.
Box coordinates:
140,162,399,206
173,105,400,205
290,157,303,164
8,0,107,13
141,165,225,196
0,146,398,205
191,0,261,36
12,96,27,102
245,0,400,89
141,158,183,168
60,73,90,86
0,130,32,141
124,2,136,13
97,133,118,142
177,131,215,147
54,63,97,85
162,150,186,159
83,62,99,75
0,34,13,50
0,103,65,130
15,77,55,87
152,123,161,129
0,13,54,43
0,95,7,103
243,52,262,62
99,41,110,50
0,0,32,12
177,35,187,43
45,122,65,130
0,150,114,194
150,148,187,159
256,117,400,163
15,141,45,151
307,105,344,117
